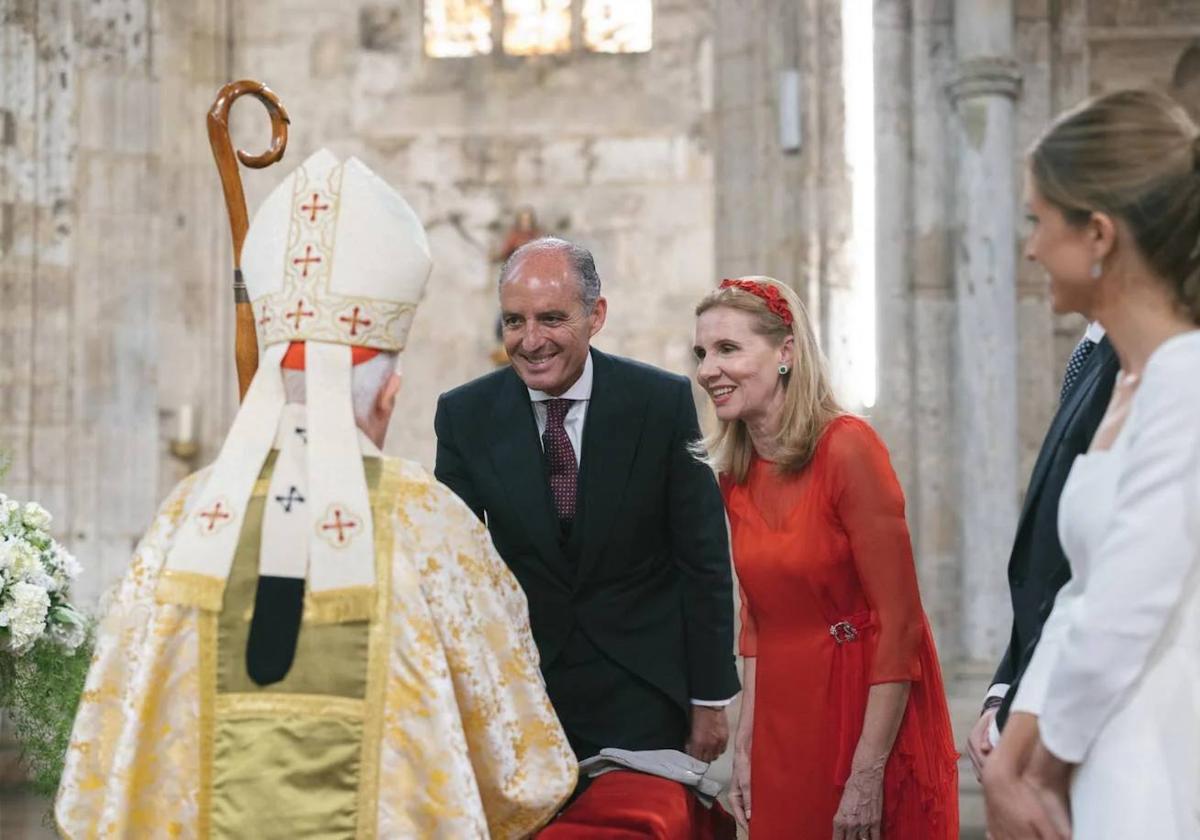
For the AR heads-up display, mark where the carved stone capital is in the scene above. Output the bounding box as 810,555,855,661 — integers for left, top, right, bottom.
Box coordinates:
948,57,1023,102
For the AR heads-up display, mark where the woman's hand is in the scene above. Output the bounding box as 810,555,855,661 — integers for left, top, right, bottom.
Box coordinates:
728,748,752,833
981,714,1069,840
1022,743,1072,838
983,763,1064,840
832,757,884,840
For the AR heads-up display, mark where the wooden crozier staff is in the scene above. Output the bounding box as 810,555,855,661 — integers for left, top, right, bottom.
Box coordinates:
207,80,290,401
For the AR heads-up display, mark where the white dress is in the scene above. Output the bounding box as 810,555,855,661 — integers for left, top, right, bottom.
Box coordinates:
1010,329,1200,839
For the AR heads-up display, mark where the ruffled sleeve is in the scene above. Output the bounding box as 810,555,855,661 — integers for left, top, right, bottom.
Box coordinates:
828,417,924,684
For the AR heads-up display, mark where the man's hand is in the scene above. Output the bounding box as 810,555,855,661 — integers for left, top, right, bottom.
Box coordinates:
684,704,729,762
968,707,999,781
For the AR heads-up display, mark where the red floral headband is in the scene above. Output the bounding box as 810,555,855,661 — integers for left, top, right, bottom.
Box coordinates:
719,278,794,326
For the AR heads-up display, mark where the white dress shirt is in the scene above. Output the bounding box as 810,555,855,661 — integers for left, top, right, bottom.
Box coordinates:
528,353,593,459
527,353,733,709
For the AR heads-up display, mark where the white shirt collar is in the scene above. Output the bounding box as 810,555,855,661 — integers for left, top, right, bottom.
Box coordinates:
527,352,594,403
1085,321,1106,343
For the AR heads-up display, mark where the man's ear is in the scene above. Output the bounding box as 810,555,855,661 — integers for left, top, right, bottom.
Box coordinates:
589,297,608,338
375,372,402,419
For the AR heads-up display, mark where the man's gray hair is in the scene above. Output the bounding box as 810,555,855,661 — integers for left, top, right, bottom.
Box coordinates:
497,236,602,311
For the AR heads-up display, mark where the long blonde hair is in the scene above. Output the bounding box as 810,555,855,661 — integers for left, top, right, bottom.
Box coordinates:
1030,89,1200,321
693,276,844,483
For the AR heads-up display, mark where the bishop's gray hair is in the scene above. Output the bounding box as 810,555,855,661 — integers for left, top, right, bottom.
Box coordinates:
283,351,399,426
498,236,602,312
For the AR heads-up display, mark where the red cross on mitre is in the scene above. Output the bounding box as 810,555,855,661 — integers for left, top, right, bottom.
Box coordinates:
292,244,322,278
338,305,373,337
196,499,234,534
285,298,316,330
318,504,362,548
258,309,273,327
300,192,331,223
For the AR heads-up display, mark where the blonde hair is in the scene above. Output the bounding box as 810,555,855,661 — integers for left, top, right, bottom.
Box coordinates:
1030,89,1200,321
693,276,844,483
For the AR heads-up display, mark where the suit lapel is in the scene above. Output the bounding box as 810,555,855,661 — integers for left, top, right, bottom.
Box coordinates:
489,368,568,581
574,350,646,586
1014,337,1117,540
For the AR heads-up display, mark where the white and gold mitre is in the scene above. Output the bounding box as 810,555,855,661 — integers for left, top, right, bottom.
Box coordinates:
243,148,431,352
157,150,432,627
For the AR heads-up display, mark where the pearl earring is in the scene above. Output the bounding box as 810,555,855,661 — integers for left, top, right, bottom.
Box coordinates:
1090,261,1103,279
778,364,790,375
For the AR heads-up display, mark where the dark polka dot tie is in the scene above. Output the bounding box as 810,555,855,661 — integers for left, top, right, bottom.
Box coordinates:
543,399,577,521
1060,337,1096,403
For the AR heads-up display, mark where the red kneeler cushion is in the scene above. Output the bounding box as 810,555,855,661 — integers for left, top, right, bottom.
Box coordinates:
537,770,737,839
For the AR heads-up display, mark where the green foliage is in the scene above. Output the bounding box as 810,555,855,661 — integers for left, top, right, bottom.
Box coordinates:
0,628,94,796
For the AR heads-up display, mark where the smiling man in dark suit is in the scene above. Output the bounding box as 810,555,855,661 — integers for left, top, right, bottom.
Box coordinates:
967,322,1119,777
434,238,739,781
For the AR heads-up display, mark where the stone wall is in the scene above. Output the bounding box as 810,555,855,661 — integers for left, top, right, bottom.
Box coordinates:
712,0,856,400
229,0,718,466
2,0,717,608
1,0,234,607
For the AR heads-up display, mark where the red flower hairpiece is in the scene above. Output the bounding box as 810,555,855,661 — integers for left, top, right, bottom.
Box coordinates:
719,278,794,326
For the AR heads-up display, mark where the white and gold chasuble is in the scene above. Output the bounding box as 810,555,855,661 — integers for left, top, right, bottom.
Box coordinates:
56,456,577,838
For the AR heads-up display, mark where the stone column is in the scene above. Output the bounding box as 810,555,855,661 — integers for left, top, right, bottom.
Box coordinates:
948,1,1022,663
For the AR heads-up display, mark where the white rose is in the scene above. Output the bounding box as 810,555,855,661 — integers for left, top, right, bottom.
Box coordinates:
0,498,19,531
22,501,51,530
0,539,13,573
6,542,37,580
7,540,36,580
5,581,51,654
49,606,87,651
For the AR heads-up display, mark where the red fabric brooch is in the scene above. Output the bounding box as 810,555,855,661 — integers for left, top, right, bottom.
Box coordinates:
719,278,794,326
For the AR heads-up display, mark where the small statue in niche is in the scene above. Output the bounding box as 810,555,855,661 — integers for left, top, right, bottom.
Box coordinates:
489,206,546,366
492,205,544,264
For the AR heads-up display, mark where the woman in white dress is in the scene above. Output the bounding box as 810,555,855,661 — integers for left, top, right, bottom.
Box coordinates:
982,89,1200,839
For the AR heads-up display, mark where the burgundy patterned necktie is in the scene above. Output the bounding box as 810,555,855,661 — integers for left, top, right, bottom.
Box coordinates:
543,399,577,521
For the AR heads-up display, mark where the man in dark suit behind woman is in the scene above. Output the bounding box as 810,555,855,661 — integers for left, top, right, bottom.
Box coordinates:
434,237,740,777
967,323,1119,775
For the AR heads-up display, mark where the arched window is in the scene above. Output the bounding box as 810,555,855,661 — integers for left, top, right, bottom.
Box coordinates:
424,0,652,58
424,0,494,57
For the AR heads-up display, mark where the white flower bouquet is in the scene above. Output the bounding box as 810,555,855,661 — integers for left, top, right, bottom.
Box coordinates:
0,494,87,655
0,487,93,795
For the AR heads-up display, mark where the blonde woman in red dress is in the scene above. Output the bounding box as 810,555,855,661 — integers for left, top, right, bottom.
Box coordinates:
692,277,959,839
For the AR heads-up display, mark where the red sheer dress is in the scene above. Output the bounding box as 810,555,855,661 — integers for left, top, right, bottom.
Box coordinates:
722,416,958,839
